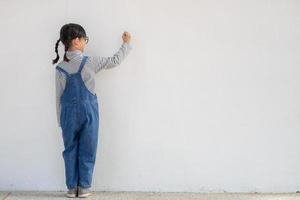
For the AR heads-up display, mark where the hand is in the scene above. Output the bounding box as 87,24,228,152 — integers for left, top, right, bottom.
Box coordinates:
122,31,131,44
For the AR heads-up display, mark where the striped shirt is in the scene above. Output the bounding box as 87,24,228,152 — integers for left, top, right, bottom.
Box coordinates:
55,42,132,127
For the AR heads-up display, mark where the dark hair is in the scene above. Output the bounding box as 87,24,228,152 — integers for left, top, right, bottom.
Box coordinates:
52,23,87,64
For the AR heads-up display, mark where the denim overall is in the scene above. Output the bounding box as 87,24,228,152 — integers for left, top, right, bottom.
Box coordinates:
56,56,99,190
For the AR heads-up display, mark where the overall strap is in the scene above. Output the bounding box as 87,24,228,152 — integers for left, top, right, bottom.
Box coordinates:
56,65,70,77
78,56,88,73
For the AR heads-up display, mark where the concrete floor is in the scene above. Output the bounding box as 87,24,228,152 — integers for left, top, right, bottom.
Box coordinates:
1,191,300,200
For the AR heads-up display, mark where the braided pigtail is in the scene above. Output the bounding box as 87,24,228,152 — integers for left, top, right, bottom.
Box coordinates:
63,44,70,62
52,39,61,64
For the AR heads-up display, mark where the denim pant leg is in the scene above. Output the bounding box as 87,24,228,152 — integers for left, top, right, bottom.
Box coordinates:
61,105,79,189
78,101,99,188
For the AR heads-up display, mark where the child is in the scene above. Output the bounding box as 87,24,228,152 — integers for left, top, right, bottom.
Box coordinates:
52,23,132,198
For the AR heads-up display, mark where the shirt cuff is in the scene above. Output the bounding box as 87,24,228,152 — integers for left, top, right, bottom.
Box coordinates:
122,42,133,50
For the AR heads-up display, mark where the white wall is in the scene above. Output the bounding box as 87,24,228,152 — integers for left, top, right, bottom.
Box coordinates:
0,0,299,192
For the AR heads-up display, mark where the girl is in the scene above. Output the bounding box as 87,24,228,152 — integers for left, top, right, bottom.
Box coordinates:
53,23,132,198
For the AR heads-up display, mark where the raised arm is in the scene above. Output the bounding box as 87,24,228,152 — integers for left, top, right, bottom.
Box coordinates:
90,42,132,73
90,31,132,73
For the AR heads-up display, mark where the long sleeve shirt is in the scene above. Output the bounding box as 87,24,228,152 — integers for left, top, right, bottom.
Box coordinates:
55,42,132,127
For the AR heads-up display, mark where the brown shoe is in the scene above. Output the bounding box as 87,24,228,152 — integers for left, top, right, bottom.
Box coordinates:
78,186,92,198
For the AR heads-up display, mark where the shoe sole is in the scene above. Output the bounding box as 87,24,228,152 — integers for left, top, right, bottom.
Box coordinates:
78,192,92,198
